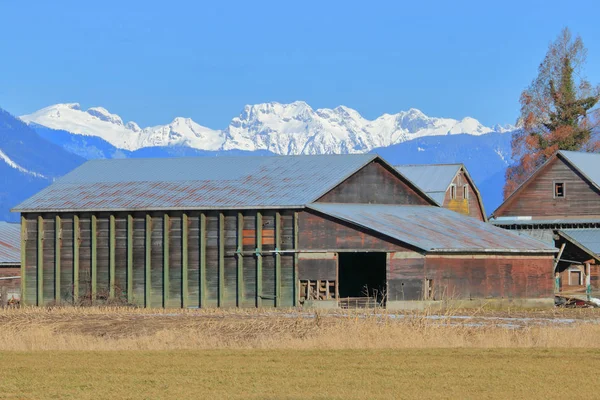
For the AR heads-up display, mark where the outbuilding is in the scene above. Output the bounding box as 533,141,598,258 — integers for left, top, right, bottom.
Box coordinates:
12,154,555,309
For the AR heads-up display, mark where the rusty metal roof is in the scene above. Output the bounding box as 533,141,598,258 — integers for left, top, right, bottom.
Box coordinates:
13,154,392,212
394,164,461,197
0,221,20,265
308,203,555,253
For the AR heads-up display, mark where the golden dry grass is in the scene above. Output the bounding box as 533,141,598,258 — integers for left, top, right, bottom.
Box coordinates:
3,349,600,399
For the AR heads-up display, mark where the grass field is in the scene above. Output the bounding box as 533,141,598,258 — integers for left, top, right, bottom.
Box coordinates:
2,307,600,399
3,349,599,399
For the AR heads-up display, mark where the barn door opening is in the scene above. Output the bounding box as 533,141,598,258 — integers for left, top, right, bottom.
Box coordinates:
338,252,386,308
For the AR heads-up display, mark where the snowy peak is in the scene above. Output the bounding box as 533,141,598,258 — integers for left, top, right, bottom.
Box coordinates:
21,101,511,155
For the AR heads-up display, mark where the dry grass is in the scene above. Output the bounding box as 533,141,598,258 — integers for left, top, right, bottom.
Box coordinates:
0,306,599,351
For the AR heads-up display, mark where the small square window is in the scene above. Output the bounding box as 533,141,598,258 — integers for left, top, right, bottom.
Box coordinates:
554,182,565,198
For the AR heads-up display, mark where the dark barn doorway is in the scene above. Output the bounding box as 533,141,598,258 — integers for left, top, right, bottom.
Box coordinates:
338,252,387,308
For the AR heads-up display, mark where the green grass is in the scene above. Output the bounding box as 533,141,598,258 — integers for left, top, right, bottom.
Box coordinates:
2,349,598,399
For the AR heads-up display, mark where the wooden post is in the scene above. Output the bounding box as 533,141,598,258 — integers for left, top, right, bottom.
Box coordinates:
182,212,189,308
256,212,263,307
237,212,244,307
73,215,79,304
275,212,281,307
199,213,206,308
163,213,170,308
553,243,566,272
109,214,116,299
55,215,61,303
218,213,225,307
293,211,299,307
91,214,97,303
145,214,152,308
37,215,44,306
20,215,26,305
127,214,133,303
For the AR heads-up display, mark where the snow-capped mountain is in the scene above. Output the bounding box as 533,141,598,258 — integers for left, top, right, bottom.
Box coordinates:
20,101,510,155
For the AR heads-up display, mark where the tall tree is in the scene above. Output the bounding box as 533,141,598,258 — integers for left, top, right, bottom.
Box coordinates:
504,28,600,198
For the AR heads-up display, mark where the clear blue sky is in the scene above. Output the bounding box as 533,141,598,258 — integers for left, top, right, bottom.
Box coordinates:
1,0,600,128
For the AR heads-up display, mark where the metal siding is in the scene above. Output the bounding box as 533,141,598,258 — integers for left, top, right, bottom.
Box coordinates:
308,204,555,253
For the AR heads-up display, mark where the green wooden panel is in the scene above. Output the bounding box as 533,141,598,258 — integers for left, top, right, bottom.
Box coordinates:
91,214,97,302
200,213,206,308
37,215,43,306
55,215,61,303
109,214,116,299
256,212,262,308
20,215,26,305
73,215,79,304
127,214,133,303
294,211,299,307
275,212,281,307
163,213,170,308
218,213,224,307
182,213,189,308
237,212,243,307
145,214,152,308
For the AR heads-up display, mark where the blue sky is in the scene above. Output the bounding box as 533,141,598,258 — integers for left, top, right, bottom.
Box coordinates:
1,0,599,128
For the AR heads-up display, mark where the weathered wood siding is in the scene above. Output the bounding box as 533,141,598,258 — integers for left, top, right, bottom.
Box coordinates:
388,253,554,301
495,157,600,219
317,160,430,205
20,210,297,308
443,170,485,221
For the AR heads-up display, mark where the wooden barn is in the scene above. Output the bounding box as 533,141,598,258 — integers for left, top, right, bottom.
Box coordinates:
491,150,600,299
0,221,21,303
394,164,486,221
12,154,555,309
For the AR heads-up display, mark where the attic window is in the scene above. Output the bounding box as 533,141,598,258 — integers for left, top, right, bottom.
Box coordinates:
450,184,457,200
554,182,565,198
463,185,469,200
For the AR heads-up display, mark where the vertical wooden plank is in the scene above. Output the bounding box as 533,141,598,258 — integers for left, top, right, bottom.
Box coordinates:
236,212,244,307
55,215,61,303
20,215,26,305
163,213,170,308
256,212,263,307
145,214,152,308
199,212,206,308
109,214,116,299
73,215,79,304
182,212,189,308
275,212,281,307
218,212,225,307
127,214,133,303
37,215,44,306
91,214,97,303
293,211,299,307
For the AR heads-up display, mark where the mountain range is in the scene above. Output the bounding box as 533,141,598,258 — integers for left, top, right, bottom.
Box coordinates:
0,102,515,222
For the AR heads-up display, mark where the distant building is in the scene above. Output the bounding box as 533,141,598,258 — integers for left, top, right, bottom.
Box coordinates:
491,151,600,297
394,164,486,221
0,221,21,301
13,154,554,309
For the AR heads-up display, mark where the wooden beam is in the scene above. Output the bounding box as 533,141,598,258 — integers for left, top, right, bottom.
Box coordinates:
37,215,44,306
293,211,299,307
73,215,79,304
20,215,26,305
109,214,116,299
163,213,170,308
218,212,225,307
145,214,152,308
237,212,244,307
199,213,206,308
126,214,133,304
91,214,97,303
275,212,281,307
55,215,61,303
256,212,262,308
554,243,566,272
182,212,189,308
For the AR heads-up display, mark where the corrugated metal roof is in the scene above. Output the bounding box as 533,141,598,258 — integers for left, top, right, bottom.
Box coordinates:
559,151,600,188
308,203,555,253
13,154,382,212
491,218,600,227
394,164,461,194
0,221,20,265
559,229,600,255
